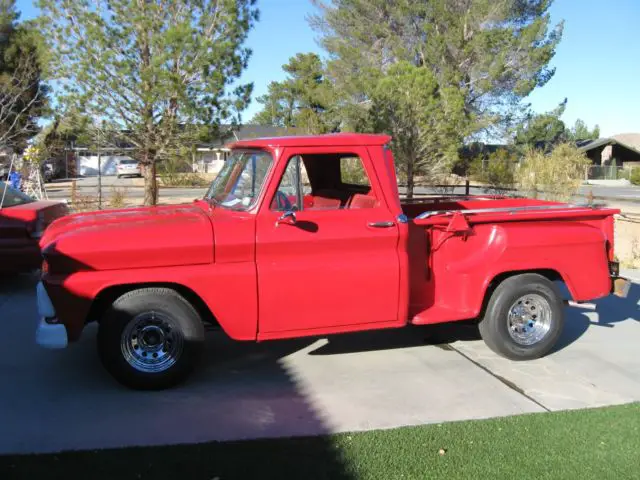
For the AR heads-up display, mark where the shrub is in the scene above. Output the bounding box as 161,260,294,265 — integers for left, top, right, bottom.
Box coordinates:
158,153,209,187
109,186,128,208
69,179,98,212
516,143,590,201
469,149,516,194
630,168,640,185
159,172,209,187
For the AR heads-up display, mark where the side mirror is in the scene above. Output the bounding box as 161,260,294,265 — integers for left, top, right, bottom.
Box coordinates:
276,210,296,227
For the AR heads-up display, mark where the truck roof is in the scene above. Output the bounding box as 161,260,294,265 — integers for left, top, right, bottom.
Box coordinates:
227,133,392,150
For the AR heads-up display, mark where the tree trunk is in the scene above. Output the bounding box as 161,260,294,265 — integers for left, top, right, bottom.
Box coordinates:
143,154,158,206
406,157,415,200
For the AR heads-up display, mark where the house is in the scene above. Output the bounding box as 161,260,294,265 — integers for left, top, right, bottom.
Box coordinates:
54,124,300,177
577,133,640,168
192,124,300,174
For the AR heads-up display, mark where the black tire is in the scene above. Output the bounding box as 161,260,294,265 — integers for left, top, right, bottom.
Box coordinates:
97,287,205,390
117,174,121,179
478,273,564,361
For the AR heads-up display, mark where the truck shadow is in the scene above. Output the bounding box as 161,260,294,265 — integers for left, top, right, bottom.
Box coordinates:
553,281,640,352
305,321,481,356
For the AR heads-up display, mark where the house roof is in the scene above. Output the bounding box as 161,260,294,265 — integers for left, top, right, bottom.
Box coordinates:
612,133,640,151
578,135,640,157
199,124,303,148
66,124,302,151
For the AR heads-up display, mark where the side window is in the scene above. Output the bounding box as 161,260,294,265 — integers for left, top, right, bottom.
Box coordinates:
272,152,379,211
271,155,305,211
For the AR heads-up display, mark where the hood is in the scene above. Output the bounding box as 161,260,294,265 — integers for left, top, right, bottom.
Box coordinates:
41,202,214,272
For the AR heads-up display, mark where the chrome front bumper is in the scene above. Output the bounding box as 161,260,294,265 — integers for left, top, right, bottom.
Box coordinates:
35,281,68,349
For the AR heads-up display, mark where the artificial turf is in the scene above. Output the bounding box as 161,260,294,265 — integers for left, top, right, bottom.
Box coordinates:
1,402,638,480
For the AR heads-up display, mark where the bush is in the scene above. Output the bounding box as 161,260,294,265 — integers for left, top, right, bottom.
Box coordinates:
70,179,98,212
109,186,128,208
159,172,209,187
469,149,516,194
516,143,590,201
158,153,209,187
630,168,640,185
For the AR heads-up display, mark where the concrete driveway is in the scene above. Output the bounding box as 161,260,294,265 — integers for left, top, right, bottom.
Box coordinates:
0,273,639,455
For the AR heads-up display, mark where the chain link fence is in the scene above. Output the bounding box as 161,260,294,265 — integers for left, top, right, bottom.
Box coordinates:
585,165,639,181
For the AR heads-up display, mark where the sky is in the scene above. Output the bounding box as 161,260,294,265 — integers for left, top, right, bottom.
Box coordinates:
15,0,640,138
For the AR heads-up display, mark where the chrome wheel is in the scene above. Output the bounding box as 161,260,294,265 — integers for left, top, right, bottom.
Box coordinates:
120,312,184,373
507,294,552,346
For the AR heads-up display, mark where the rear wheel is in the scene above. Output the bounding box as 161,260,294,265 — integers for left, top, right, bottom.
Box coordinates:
478,273,564,360
97,287,205,390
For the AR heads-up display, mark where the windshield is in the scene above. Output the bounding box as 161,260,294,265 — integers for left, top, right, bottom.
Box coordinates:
0,181,35,208
205,149,273,210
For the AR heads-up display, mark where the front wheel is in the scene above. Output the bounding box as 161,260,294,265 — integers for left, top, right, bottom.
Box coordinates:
97,287,205,390
478,273,564,360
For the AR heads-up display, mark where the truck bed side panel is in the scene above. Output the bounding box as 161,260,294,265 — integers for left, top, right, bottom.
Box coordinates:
410,219,611,324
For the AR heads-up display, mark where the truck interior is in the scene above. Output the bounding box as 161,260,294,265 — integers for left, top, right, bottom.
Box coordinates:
271,152,380,211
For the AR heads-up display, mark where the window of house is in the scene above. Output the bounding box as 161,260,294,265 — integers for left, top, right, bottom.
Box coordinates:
271,153,379,211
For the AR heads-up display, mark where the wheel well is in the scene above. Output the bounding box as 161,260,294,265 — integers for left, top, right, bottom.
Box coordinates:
478,269,565,320
87,282,219,327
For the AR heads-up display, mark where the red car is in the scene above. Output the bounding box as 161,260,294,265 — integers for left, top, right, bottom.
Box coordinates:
34,134,630,390
0,182,69,274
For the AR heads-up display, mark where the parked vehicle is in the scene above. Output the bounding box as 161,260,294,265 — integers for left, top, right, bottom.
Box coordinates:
0,182,69,274
116,159,142,178
42,162,54,183
34,134,630,390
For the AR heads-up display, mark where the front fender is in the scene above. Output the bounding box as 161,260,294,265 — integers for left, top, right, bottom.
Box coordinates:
43,263,258,343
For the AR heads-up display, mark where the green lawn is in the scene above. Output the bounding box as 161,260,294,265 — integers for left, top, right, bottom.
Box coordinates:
2,403,638,480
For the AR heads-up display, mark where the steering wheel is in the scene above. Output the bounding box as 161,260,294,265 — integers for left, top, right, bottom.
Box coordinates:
275,191,293,211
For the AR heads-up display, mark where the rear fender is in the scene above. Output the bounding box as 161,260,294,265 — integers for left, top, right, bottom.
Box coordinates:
422,220,611,322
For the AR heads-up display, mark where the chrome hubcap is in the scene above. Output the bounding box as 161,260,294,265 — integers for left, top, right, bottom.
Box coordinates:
121,312,184,373
507,294,552,346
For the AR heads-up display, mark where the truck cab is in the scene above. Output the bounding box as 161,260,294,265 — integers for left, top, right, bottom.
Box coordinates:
35,134,629,390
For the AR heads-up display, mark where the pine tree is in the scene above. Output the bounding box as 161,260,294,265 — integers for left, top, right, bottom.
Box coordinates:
310,0,563,138
37,0,259,205
0,0,48,151
252,53,339,134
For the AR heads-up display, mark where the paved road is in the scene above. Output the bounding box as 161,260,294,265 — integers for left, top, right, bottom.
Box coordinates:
41,176,640,203
44,177,207,201
0,273,638,455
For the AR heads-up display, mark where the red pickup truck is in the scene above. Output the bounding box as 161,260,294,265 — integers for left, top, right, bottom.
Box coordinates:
35,134,629,390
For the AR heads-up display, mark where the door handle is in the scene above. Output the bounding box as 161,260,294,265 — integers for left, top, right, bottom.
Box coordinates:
367,221,395,228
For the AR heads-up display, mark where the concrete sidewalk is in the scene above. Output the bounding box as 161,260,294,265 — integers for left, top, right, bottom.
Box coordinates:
0,274,638,455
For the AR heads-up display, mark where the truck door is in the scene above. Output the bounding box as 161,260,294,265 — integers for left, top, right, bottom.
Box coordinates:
255,146,402,337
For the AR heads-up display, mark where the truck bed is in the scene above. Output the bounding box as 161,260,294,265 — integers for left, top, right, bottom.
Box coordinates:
402,195,587,220
399,195,620,325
